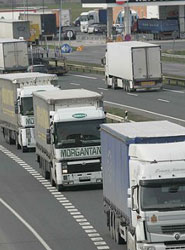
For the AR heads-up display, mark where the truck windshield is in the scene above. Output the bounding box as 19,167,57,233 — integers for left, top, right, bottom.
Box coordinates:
140,178,185,211
20,97,33,116
81,15,88,22
54,119,105,149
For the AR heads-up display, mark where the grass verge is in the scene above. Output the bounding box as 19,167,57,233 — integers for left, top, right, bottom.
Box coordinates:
105,106,154,122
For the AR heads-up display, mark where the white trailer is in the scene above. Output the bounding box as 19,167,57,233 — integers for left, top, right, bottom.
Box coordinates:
0,72,58,152
0,38,29,73
33,89,106,191
105,41,163,91
101,121,185,249
0,19,30,40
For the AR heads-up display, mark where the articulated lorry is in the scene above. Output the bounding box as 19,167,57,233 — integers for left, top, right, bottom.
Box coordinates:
33,89,106,191
105,41,163,92
80,9,107,33
101,120,185,249
0,72,58,152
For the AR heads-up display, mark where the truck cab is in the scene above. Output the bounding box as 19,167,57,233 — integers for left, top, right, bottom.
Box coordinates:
80,11,98,33
128,141,185,250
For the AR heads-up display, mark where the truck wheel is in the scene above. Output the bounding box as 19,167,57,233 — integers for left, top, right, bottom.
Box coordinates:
50,165,55,187
22,146,28,153
112,77,117,89
42,164,50,180
110,211,115,240
106,77,111,89
16,135,21,149
56,184,63,192
115,218,125,244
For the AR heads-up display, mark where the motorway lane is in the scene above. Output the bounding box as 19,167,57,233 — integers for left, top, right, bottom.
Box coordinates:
0,134,124,250
58,72,185,125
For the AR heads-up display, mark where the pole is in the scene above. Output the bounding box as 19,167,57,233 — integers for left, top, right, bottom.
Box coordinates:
58,0,62,48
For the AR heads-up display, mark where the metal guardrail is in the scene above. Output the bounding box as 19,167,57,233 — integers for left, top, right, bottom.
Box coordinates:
106,112,130,123
164,76,185,87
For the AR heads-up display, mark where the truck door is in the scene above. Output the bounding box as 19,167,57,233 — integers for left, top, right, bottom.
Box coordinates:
132,48,147,80
4,42,16,69
147,47,161,79
16,42,28,68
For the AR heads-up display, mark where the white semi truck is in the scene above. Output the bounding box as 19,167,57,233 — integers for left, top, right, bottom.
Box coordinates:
101,120,185,249
105,41,163,91
0,72,58,152
33,89,106,191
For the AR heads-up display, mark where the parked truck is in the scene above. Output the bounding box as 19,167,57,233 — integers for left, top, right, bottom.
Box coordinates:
137,18,179,40
33,89,106,191
105,41,163,91
20,13,57,40
0,38,29,73
80,9,107,33
0,19,30,40
101,120,185,249
0,72,58,152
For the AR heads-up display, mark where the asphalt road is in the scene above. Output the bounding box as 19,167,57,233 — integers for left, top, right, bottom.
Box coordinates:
0,70,185,250
62,40,185,76
58,72,185,126
0,130,124,250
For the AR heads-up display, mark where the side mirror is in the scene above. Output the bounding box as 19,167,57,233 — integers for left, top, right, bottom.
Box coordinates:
14,101,18,114
46,129,51,144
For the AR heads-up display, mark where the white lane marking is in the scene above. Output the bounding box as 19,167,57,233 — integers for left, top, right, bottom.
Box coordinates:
97,246,110,249
70,212,81,215
104,100,185,123
98,88,108,91
59,200,70,203
61,203,72,206
73,215,84,219
67,209,78,212
0,198,53,250
88,233,100,237
79,222,90,226
163,88,185,94
91,237,104,241
65,206,75,209
158,98,170,103
76,218,87,222
94,241,107,245
85,229,97,233
70,74,97,80
127,93,138,97
0,145,110,250
82,225,94,229
70,82,80,86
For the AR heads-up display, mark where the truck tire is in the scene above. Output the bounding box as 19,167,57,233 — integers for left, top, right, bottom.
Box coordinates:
15,134,21,149
22,146,28,153
115,217,125,244
106,77,111,89
112,77,117,89
56,184,63,192
50,167,55,187
110,211,116,240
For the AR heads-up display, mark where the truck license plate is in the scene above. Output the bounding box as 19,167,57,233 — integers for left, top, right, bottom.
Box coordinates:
141,81,155,86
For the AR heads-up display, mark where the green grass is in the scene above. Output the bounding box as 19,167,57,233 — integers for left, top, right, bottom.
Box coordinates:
0,2,93,22
105,106,154,122
162,56,185,64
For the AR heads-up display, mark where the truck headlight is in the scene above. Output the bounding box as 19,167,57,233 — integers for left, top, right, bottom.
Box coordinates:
62,162,68,174
141,246,156,250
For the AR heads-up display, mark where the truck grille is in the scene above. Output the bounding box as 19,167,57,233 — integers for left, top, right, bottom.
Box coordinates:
67,162,101,174
162,225,185,234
